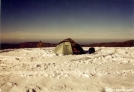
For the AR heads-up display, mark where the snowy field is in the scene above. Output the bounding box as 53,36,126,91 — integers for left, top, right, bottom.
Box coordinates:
0,47,134,92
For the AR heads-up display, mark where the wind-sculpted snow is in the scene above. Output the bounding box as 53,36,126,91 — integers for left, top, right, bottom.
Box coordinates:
0,47,134,92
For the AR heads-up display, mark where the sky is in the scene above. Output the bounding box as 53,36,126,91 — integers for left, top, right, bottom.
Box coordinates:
1,0,134,44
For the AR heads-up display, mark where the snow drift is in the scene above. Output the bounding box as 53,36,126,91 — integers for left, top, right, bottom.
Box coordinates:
0,47,134,92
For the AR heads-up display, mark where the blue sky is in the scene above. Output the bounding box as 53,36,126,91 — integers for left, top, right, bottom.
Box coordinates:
1,0,134,44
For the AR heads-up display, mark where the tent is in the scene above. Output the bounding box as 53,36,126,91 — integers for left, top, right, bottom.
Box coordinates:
54,38,85,55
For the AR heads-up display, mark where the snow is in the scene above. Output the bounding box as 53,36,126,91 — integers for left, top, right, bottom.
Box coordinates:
0,47,134,92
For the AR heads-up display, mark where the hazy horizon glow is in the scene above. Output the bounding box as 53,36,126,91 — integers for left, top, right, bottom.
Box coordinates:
1,0,134,44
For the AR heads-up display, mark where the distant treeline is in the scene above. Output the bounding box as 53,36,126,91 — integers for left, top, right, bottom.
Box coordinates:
0,40,134,49
81,40,134,47
0,42,56,50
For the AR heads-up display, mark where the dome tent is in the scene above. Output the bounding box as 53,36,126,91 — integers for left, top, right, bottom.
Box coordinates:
54,38,85,55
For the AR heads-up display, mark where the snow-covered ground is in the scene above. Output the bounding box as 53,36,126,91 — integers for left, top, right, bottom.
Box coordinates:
0,47,134,92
